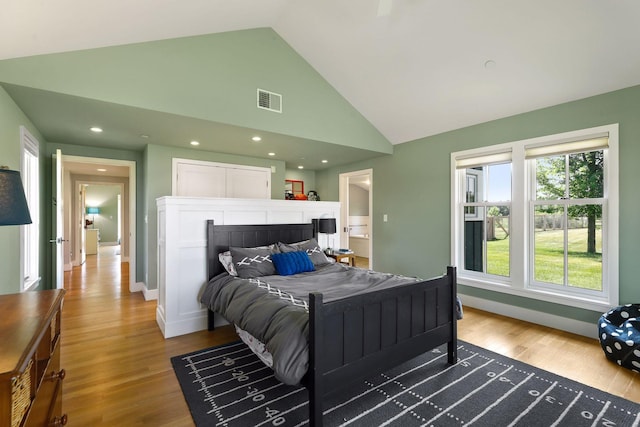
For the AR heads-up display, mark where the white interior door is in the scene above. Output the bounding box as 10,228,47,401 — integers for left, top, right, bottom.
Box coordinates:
176,162,226,197
226,167,270,198
52,149,64,289
80,184,87,265
173,158,270,198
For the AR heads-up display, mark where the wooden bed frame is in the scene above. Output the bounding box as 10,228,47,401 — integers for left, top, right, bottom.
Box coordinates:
205,220,457,427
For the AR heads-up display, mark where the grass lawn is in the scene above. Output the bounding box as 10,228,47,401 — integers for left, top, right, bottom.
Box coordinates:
486,227,602,290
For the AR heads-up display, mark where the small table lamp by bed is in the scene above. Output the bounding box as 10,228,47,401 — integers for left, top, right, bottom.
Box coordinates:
318,218,337,253
0,167,32,226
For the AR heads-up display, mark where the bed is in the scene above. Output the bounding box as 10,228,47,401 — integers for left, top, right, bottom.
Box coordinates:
202,220,458,427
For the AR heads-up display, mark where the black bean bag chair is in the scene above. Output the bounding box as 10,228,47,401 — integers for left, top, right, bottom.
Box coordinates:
598,304,640,372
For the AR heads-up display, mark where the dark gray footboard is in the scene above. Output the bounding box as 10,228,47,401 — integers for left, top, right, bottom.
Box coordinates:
307,266,457,427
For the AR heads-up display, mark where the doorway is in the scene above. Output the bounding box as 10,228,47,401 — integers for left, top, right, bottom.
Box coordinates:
339,169,373,270
62,155,137,292
84,183,123,258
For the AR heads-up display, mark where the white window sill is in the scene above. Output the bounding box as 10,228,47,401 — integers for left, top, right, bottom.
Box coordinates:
23,277,41,292
458,274,613,313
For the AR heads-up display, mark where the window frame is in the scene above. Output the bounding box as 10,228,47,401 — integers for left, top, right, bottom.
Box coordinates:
451,124,619,312
20,126,40,291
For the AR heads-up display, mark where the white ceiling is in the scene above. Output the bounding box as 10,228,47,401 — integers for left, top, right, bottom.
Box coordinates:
2,0,640,145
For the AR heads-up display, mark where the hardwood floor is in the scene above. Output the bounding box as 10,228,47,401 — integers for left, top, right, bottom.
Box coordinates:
458,306,640,404
61,249,639,425
61,246,237,426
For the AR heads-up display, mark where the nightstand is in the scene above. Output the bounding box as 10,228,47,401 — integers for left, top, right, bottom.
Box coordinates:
327,252,356,267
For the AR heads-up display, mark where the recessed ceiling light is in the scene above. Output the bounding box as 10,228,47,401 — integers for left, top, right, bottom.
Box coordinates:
298,165,304,169
268,152,276,156
321,160,328,164
190,140,200,146
97,168,107,172
90,127,103,133
252,136,262,142
484,59,496,69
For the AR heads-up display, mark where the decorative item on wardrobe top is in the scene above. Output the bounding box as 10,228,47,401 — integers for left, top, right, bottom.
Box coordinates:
285,179,305,200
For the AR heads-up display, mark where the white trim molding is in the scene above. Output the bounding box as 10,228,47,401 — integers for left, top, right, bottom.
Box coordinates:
451,123,619,313
460,293,598,339
142,285,158,301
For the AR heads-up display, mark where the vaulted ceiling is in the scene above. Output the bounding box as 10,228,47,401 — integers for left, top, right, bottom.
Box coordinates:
2,0,640,170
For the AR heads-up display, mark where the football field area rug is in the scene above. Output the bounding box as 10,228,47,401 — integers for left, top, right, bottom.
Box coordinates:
172,340,640,426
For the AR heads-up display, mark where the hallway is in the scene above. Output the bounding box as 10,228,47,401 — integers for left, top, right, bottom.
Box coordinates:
61,246,236,426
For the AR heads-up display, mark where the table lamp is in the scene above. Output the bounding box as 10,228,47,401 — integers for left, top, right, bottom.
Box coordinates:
318,218,336,253
0,167,32,226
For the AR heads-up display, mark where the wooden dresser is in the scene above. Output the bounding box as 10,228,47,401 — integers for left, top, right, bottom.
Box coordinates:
0,289,67,427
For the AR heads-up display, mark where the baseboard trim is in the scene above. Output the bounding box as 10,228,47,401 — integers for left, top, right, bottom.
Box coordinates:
156,307,208,338
130,281,144,292
460,294,598,339
129,281,158,301
143,286,158,301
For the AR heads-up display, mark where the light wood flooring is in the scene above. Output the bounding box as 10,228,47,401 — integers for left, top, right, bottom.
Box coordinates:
61,247,639,425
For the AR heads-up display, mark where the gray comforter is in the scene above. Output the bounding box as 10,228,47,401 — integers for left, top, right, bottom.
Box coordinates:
200,262,419,385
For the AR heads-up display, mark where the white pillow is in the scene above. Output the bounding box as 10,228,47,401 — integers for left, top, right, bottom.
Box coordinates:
218,251,237,276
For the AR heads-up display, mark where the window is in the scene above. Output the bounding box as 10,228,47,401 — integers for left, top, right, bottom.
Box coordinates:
451,125,619,311
21,127,39,291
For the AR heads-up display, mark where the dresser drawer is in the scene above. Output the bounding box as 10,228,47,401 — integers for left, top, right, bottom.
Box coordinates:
23,345,65,427
0,290,65,427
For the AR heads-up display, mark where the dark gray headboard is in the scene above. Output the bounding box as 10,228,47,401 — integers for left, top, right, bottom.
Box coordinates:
206,220,317,280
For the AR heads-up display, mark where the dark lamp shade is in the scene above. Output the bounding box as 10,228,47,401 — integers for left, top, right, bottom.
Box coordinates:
86,207,100,214
0,169,32,226
318,218,336,234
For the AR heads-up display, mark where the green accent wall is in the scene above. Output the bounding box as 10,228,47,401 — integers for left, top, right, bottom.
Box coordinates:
0,28,391,154
317,84,640,324
85,184,120,243
349,185,369,216
0,87,47,294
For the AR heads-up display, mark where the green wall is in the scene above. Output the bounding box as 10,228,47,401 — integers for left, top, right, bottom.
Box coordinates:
317,84,640,324
349,184,369,216
0,28,391,154
0,88,48,294
85,184,120,243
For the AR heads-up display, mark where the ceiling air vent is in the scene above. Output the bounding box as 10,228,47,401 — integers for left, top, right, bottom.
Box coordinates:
257,89,282,113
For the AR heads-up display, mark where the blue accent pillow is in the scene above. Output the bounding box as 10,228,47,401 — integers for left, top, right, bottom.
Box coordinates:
271,251,315,276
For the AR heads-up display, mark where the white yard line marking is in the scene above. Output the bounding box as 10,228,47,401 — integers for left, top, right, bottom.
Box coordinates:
507,381,558,427
464,372,536,426
591,400,610,427
340,353,487,427
550,390,583,427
